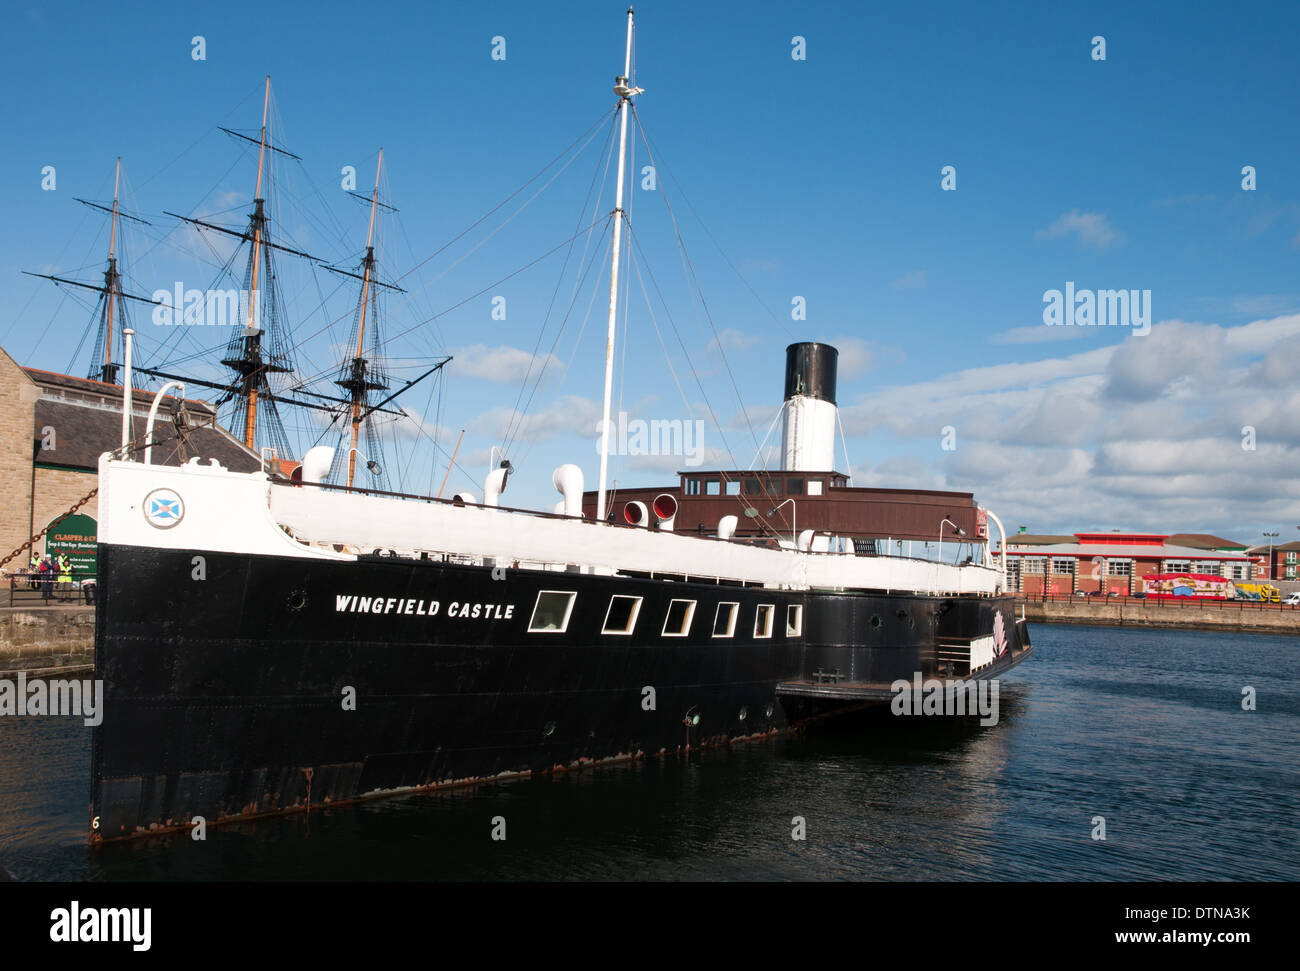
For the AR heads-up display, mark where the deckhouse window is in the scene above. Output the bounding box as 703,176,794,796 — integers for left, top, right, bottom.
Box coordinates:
528,591,576,633
744,477,761,496
754,604,774,638
713,602,739,637
725,479,740,496
786,605,803,637
705,479,721,496
603,595,643,635
663,599,697,637
786,478,803,495
684,478,701,496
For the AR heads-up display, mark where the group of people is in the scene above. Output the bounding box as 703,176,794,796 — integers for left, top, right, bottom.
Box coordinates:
27,551,73,602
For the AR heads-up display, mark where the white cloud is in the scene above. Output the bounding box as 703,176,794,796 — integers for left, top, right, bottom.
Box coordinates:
1035,209,1123,249
831,336,882,382
449,344,562,384
709,328,759,352
991,324,1093,344
837,313,1300,538
470,393,600,442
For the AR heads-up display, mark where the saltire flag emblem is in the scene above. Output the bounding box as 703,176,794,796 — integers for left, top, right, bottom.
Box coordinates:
142,489,185,529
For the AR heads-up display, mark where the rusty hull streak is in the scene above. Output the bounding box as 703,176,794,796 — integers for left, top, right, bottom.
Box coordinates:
89,724,790,846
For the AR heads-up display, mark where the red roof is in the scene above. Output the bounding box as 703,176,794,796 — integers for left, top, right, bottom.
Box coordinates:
1075,533,1167,546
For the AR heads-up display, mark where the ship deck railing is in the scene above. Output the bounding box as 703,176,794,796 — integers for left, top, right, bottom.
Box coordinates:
277,477,1003,581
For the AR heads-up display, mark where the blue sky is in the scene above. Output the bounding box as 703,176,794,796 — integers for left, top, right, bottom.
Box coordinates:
3,0,1298,542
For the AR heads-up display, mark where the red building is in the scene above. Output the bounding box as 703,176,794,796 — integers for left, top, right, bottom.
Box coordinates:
1002,532,1255,597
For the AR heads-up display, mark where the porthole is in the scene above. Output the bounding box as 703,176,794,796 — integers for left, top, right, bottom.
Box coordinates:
287,590,307,611
739,706,748,721
542,721,556,737
765,703,775,718
870,614,882,629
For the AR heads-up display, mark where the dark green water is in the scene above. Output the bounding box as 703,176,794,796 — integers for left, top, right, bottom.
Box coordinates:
1,623,1296,880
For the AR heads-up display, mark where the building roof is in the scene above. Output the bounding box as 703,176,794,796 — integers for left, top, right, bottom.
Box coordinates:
1166,533,1247,550
1007,533,1081,546
21,365,263,474
1004,542,1252,561
32,396,261,474
1245,541,1300,554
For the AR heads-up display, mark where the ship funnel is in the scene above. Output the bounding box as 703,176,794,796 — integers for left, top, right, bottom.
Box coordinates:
483,461,512,508
780,342,838,472
301,445,334,485
623,500,649,527
652,493,677,531
717,515,738,540
552,464,584,517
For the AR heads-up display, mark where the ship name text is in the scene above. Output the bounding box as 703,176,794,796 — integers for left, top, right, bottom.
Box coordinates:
334,594,515,620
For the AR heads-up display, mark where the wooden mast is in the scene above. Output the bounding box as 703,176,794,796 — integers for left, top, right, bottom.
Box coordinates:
242,76,271,449
104,157,121,382
347,150,383,490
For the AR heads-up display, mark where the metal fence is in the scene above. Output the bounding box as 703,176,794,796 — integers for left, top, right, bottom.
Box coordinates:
1020,591,1298,611
5,574,95,607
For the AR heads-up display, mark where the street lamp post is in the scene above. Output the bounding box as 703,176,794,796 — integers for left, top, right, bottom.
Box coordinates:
939,517,965,564
1263,531,1279,580
767,499,797,547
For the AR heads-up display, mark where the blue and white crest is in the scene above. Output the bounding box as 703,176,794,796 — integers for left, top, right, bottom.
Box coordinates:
142,488,185,529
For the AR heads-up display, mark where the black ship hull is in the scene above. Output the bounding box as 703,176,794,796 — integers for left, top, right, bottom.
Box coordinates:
89,542,1031,841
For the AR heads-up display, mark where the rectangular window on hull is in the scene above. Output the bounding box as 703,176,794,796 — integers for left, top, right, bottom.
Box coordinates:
663,599,697,637
754,604,774,638
602,595,643,635
786,604,803,637
528,591,576,633
713,602,739,637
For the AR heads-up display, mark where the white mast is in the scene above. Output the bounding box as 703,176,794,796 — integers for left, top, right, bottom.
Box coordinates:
596,6,642,522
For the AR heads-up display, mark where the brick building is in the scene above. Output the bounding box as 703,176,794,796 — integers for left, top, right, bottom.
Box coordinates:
0,345,261,577
1245,540,1300,581
1002,532,1256,597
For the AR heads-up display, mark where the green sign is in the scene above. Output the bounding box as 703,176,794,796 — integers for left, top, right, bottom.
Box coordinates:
45,513,97,579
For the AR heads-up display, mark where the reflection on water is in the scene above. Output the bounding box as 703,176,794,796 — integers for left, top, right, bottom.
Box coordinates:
1,624,1296,881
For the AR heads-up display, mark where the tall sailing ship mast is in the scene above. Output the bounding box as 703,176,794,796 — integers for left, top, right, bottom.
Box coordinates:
24,157,157,386
595,7,643,523
163,77,316,460
323,150,402,491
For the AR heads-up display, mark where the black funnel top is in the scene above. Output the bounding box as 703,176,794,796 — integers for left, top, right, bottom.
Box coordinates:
783,342,838,405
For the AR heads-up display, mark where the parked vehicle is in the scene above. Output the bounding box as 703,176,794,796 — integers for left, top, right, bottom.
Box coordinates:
1235,581,1280,603
1285,592,1300,606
